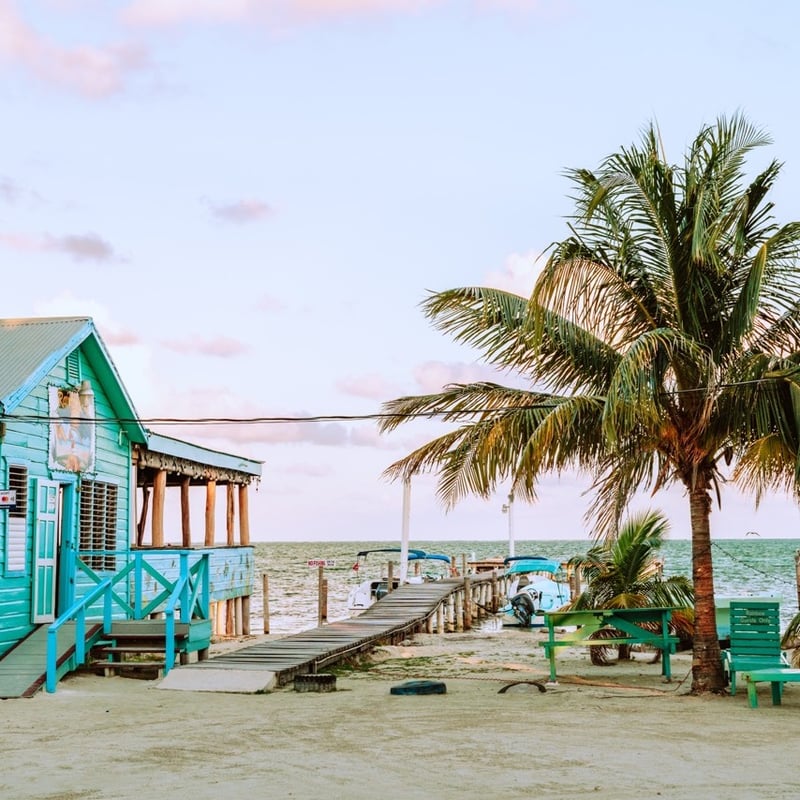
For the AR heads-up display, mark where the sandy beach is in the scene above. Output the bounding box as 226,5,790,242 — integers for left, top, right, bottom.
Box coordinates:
2,627,797,800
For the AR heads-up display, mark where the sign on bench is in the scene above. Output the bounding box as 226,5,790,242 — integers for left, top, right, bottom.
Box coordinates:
540,607,679,683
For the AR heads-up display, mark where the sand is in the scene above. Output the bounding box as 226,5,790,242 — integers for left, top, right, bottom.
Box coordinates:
1,626,797,800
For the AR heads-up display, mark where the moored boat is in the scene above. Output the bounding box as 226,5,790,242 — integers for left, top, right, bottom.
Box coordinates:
347,548,454,612
500,555,571,627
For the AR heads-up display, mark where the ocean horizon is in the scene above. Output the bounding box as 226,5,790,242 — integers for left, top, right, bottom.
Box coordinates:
248,537,800,636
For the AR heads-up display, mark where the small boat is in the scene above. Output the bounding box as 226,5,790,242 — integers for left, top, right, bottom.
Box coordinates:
500,555,571,628
347,548,454,612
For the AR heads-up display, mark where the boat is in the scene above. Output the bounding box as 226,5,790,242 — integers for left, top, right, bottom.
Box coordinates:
500,555,571,628
347,548,454,612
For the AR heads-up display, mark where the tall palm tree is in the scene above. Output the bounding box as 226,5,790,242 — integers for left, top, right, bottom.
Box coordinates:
378,114,800,694
569,509,694,663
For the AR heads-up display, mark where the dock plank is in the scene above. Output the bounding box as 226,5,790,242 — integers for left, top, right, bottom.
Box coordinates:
177,576,487,687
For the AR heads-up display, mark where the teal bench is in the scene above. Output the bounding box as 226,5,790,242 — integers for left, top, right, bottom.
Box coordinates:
741,668,800,708
540,607,679,683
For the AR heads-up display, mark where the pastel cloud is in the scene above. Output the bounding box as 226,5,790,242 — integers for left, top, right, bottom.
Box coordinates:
336,373,403,400
412,360,505,394
483,250,543,298
0,0,149,97
123,0,440,28
160,336,249,357
0,231,117,262
210,199,273,224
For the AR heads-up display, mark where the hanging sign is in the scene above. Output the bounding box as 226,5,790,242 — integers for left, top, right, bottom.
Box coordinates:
307,559,336,568
0,490,16,508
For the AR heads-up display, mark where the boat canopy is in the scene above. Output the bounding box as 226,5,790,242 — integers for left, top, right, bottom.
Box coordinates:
355,548,451,564
503,556,562,575
356,548,426,560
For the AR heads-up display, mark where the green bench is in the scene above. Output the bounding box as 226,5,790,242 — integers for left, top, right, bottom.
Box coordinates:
540,607,679,683
741,668,800,708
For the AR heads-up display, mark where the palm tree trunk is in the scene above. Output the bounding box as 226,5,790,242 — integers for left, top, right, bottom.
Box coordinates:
688,482,726,693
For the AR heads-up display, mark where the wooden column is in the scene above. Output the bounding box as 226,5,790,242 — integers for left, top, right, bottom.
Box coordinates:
242,595,250,636
226,483,235,546
205,480,216,546
239,484,250,546
180,477,191,547
463,576,472,630
262,573,270,634
137,485,150,546
152,469,166,547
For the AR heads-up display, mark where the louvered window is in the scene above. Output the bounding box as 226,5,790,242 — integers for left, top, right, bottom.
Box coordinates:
5,465,28,573
66,351,81,385
79,480,118,571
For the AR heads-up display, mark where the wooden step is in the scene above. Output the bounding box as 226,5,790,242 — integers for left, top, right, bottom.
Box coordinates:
95,645,175,655
88,660,166,680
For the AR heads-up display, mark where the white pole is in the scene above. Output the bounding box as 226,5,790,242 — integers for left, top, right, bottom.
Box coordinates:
507,493,515,558
399,477,411,584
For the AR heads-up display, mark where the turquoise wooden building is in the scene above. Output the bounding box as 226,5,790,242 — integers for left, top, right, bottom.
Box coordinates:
0,317,262,696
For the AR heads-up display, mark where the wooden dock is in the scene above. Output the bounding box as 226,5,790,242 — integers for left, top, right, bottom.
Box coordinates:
174,572,503,687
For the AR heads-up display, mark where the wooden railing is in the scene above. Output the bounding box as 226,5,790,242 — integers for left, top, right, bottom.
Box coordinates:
45,550,210,692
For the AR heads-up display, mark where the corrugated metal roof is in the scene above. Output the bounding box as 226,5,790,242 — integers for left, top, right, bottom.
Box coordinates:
0,317,91,405
0,316,148,443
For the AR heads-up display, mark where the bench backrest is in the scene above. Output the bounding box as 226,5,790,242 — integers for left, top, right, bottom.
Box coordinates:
728,601,781,659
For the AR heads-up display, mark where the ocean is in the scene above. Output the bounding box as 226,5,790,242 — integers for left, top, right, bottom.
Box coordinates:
248,538,800,635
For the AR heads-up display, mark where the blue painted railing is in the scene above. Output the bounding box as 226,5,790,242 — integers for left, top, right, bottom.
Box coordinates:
45,579,113,693
45,550,210,693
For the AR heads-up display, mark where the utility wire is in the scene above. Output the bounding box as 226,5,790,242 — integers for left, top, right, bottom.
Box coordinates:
1,374,793,427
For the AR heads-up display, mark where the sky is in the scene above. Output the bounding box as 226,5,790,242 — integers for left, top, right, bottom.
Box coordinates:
2,0,800,543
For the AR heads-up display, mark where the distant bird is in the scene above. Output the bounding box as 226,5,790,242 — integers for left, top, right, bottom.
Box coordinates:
745,531,760,536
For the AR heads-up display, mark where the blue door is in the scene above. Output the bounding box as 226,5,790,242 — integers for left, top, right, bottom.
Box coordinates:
32,479,59,623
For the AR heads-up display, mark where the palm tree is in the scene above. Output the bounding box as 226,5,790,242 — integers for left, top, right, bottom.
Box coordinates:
569,510,693,664
378,114,800,694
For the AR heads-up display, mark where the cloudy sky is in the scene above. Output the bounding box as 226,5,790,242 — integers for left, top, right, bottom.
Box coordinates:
2,0,800,542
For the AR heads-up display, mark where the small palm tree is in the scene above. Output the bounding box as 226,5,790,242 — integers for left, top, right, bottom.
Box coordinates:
780,613,800,666
568,510,693,664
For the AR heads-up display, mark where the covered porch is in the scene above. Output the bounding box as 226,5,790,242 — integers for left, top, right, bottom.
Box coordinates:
133,432,262,637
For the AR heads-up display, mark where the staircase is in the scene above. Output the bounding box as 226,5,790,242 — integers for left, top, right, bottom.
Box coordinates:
91,619,212,679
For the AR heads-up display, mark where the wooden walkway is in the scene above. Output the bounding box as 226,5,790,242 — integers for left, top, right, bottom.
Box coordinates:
176,574,499,687
0,622,103,699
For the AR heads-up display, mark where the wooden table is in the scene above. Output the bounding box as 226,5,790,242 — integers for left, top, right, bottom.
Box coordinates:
540,607,679,683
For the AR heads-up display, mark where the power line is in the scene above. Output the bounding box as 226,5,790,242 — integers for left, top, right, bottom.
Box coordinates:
1,375,792,427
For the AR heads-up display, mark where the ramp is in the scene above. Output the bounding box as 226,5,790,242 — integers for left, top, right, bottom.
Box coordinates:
0,622,101,698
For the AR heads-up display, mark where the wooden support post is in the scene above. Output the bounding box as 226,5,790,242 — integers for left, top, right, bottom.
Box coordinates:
437,602,445,634
426,613,434,634
226,483,235,546
226,599,234,636
318,565,327,625
262,574,270,634
137,485,150,546
152,469,166,547
446,596,455,633
180,477,191,546
455,589,464,632
205,480,216,546
461,553,467,577
235,596,244,636
239,484,250,546
387,561,394,594
491,570,499,613
463,577,472,630
242,594,251,636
